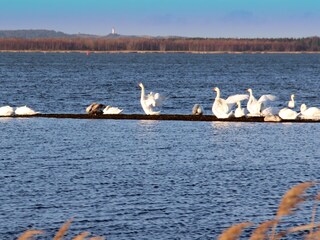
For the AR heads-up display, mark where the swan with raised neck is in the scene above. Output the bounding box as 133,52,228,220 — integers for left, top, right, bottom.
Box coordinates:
139,82,161,115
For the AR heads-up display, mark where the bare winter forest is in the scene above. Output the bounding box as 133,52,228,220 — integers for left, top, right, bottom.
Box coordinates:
0,37,320,52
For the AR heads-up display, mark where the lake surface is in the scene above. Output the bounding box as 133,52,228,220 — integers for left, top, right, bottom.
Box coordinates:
0,53,320,239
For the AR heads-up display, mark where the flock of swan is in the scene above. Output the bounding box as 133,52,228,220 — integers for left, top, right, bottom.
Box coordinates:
0,105,38,117
85,82,320,121
211,88,320,120
2,82,320,121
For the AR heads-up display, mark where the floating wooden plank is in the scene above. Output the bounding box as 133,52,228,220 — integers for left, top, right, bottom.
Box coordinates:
2,113,320,123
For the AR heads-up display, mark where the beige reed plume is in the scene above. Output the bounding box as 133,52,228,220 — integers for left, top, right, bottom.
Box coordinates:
218,222,253,240
276,182,315,217
17,230,44,240
271,181,315,239
249,220,278,240
72,231,90,240
53,218,74,240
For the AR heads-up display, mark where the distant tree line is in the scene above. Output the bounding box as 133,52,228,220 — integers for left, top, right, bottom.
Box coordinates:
0,37,320,52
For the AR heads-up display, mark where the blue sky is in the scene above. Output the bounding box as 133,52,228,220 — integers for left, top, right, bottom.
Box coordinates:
1,0,319,38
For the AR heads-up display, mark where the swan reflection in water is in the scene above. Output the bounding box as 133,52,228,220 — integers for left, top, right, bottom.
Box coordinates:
136,120,161,139
138,120,160,126
211,121,245,130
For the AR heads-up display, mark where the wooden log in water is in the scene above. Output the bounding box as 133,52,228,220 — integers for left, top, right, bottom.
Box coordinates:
2,113,320,123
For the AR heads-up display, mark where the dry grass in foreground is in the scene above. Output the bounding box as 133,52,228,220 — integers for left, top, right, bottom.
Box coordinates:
218,181,320,240
17,218,105,240
16,181,320,239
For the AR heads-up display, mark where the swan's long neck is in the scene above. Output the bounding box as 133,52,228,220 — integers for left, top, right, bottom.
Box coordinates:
290,95,295,108
248,89,253,99
215,88,221,99
140,85,145,100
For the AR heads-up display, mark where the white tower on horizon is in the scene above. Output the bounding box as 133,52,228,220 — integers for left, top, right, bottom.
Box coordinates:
112,27,116,35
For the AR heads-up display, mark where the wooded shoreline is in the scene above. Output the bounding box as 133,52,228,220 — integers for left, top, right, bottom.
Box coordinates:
1,50,320,54
1,37,320,52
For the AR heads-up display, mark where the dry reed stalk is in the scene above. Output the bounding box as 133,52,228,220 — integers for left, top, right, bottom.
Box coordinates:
286,223,320,234
309,202,318,237
270,182,315,240
249,220,277,240
89,237,105,240
72,231,90,240
305,192,320,240
17,230,44,240
218,222,252,240
311,192,320,235
271,223,320,239
53,218,74,240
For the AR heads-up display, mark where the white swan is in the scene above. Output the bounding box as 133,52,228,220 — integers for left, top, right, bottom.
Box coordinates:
261,107,280,117
288,94,295,108
139,82,164,115
15,106,39,115
0,106,14,116
264,115,281,122
234,101,247,118
278,108,300,120
192,104,203,115
103,105,123,114
246,88,277,116
300,104,320,119
86,103,105,115
212,87,248,119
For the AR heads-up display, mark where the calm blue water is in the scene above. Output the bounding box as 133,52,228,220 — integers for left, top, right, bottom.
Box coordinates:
0,53,320,239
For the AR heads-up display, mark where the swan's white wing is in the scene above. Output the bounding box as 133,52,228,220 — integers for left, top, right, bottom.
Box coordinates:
301,107,320,117
145,92,165,107
261,107,280,116
226,94,249,104
103,106,123,114
225,94,248,110
15,106,39,115
145,93,157,107
154,92,160,100
258,94,277,103
149,110,161,115
213,98,230,116
279,108,299,120
153,92,165,107
307,107,320,115
0,106,14,116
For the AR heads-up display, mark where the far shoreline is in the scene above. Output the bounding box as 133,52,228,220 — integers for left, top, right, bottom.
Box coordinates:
1,50,320,54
